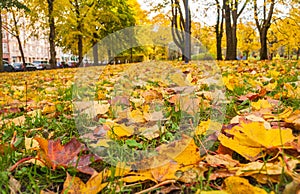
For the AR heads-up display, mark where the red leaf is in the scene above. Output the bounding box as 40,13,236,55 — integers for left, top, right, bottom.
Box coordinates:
35,137,101,175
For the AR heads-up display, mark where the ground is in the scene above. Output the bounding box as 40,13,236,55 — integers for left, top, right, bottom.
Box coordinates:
0,60,300,193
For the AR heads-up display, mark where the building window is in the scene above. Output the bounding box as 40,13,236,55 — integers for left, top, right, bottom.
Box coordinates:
2,32,7,39
2,43,8,53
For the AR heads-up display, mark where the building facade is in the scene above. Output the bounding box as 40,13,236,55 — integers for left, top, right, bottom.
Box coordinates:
1,12,62,63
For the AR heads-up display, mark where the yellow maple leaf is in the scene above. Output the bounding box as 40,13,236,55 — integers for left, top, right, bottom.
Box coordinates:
105,121,134,138
218,134,263,161
128,109,145,123
219,122,295,160
224,176,268,194
238,122,294,148
251,99,272,111
195,120,222,136
157,135,202,166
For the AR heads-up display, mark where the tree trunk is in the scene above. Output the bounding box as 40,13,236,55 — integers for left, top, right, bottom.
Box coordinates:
254,0,275,60
16,35,26,64
12,11,25,65
245,51,249,59
0,11,3,72
223,0,236,60
223,0,248,60
259,29,268,60
78,34,83,66
74,0,83,66
215,0,224,60
48,0,56,69
297,47,300,60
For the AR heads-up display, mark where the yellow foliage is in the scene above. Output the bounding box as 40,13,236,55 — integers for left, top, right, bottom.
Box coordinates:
224,176,268,194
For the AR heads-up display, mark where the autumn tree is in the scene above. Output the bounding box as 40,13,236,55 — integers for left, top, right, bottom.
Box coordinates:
237,22,259,59
215,0,224,60
0,0,27,71
2,7,29,66
268,13,300,59
57,0,135,65
223,0,249,60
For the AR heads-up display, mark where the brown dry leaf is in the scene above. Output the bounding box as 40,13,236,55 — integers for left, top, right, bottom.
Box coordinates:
0,115,26,127
168,94,199,115
94,101,110,115
206,154,240,168
25,136,40,151
230,115,271,129
142,89,163,102
143,110,165,121
224,176,268,194
285,110,300,130
208,169,236,181
235,157,299,177
151,157,180,182
178,164,208,183
9,175,21,194
139,125,164,140
196,190,228,194
251,174,280,184
283,180,300,194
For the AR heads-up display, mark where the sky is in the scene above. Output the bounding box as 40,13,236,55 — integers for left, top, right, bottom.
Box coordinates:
136,0,292,26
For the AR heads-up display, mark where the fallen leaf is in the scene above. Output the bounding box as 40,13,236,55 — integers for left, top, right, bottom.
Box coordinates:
9,175,21,194
251,99,272,111
151,157,180,182
285,110,300,130
206,154,240,168
283,180,300,194
35,137,101,175
238,122,294,148
105,120,134,138
25,137,40,151
157,135,201,166
219,122,295,160
224,176,268,194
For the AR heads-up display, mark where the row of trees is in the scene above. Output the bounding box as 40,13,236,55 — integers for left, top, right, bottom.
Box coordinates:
0,0,145,71
0,0,299,71
147,0,299,60
203,0,299,60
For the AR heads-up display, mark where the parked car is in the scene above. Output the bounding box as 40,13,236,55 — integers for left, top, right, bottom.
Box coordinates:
32,60,50,70
24,62,37,71
67,61,78,67
11,62,37,71
57,61,67,68
11,62,25,71
3,60,14,72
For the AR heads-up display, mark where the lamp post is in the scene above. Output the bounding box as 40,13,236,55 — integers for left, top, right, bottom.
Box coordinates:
184,0,190,63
